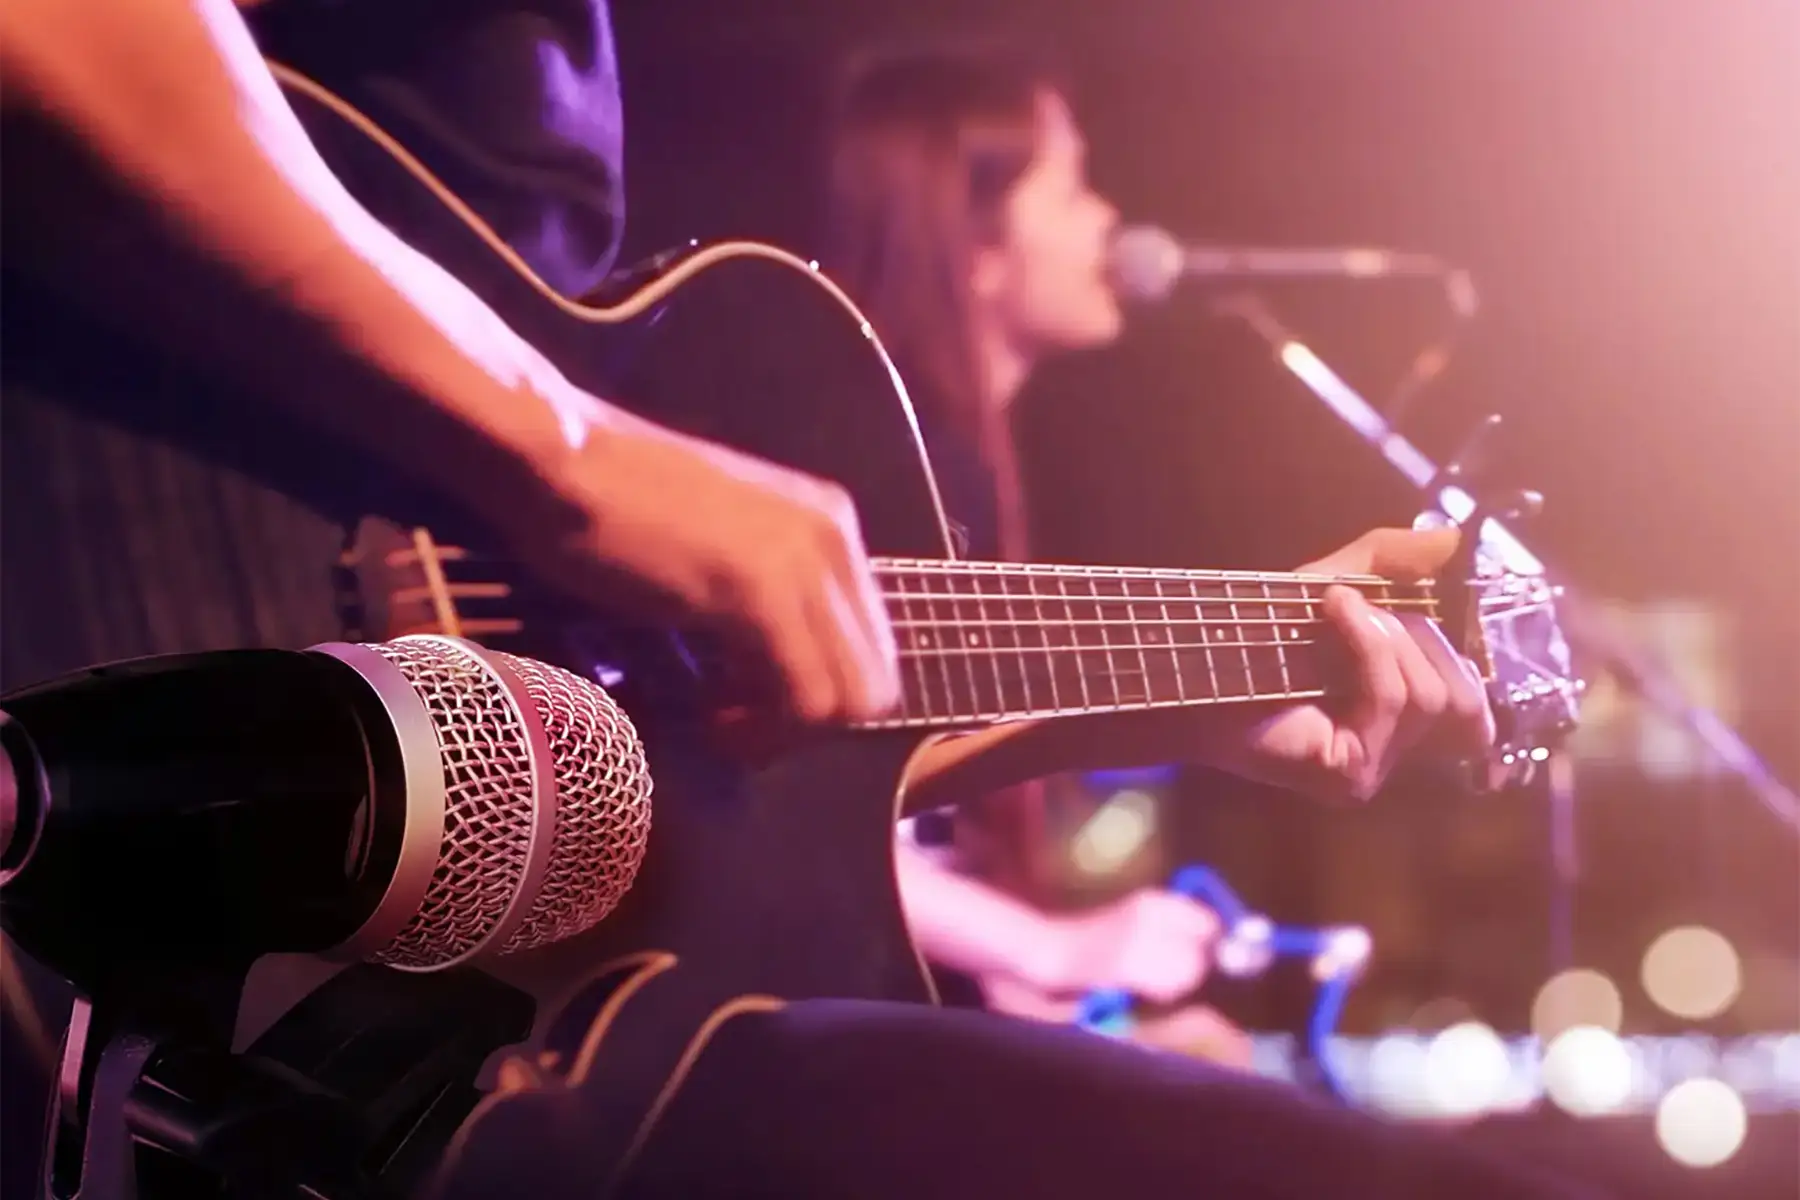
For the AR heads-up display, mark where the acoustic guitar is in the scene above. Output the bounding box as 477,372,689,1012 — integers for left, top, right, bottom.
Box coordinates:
274,66,1585,1187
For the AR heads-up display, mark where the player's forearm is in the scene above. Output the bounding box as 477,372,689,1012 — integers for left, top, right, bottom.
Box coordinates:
1,0,602,527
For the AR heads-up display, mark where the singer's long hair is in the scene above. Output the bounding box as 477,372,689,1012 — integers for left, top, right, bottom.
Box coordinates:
823,42,1068,899
821,41,1063,564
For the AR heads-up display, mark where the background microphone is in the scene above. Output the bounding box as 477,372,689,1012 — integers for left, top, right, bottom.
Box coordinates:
0,635,651,997
1109,223,1464,304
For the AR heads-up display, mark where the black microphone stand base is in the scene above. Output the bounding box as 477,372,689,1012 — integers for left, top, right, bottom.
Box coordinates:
41,964,535,1200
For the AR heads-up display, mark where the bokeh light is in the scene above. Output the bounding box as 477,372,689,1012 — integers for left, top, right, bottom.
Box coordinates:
1070,789,1158,876
1532,968,1625,1040
1424,1021,1511,1118
1655,1078,1748,1168
1365,1034,1432,1118
1541,1025,1636,1117
1642,926,1742,1021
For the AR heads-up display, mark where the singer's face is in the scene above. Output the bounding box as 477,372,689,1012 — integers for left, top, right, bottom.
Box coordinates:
978,90,1123,356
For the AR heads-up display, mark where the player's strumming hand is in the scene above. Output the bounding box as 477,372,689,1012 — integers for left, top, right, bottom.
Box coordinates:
510,398,901,726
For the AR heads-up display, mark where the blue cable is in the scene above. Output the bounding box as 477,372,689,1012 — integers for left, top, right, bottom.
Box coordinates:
1074,863,1366,1104
1305,976,1354,1102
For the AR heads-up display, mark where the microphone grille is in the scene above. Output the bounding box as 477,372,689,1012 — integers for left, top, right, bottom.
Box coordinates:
361,636,547,970
488,650,651,955
1108,224,1184,302
353,636,651,971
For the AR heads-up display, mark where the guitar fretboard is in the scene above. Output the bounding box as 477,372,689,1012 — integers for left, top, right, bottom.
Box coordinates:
862,559,1439,730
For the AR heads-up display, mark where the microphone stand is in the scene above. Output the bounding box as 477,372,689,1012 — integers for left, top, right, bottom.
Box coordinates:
41,962,534,1199
1210,292,1800,965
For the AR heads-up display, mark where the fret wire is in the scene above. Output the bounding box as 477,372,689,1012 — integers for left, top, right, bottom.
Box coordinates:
1059,573,1093,712
923,573,956,720
1262,578,1292,697
895,571,931,720
1226,582,1255,700
951,575,981,719
977,573,1007,717
1031,572,1059,711
1298,580,1318,688
907,575,936,719
1157,577,1186,703
1187,575,1221,700
1004,575,1031,712
1128,578,1153,707
1094,574,1123,710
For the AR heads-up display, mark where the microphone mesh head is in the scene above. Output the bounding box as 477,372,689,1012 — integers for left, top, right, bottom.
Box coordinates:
1108,224,1183,302
489,650,651,955
358,637,651,970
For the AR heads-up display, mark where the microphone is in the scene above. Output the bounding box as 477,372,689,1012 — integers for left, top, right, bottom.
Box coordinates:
1109,224,1460,304
0,635,651,996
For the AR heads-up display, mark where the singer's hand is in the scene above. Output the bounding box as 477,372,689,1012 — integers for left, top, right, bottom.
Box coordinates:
988,888,1221,1004
1199,527,1494,802
1053,888,1221,1002
511,401,900,725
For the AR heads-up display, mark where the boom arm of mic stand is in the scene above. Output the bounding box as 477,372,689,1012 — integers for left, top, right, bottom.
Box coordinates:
1213,293,1800,833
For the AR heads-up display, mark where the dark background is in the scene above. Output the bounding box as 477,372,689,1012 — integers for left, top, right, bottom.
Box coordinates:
604,0,1800,1045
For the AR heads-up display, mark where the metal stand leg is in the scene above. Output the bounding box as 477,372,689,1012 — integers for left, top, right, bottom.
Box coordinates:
1545,755,1579,975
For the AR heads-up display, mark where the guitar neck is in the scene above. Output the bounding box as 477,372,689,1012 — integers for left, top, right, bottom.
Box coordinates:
862,557,1441,730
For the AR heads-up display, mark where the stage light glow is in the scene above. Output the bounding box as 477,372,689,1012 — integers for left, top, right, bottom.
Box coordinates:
1365,1034,1433,1117
1070,789,1157,876
1532,968,1624,1040
1643,926,1741,1021
1424,1022,1511,1118
1655,1078,1748,1168
1542,1025,1636,1117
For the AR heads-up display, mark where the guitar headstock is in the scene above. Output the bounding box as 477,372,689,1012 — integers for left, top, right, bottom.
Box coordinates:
1426,494,1585,789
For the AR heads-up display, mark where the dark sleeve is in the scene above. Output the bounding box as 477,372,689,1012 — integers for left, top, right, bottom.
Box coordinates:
250,0,625,297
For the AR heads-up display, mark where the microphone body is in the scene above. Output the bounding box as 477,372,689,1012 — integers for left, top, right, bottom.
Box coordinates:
1109,224,1453,303
0,636,651,998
